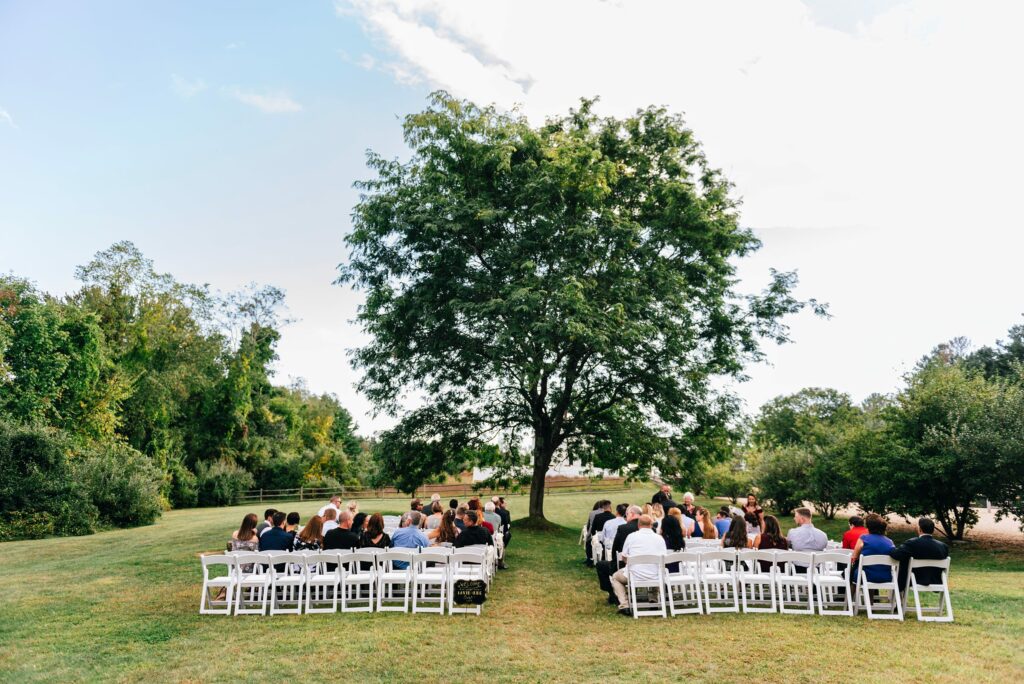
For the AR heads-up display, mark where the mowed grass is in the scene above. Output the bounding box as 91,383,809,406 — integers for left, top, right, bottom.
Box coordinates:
1,490,1022,684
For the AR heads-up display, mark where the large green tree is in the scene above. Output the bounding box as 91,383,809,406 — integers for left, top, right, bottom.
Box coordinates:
340,93,822,523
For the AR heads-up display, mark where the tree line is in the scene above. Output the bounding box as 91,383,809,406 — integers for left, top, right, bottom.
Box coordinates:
702,327,1024,539
0,242,366,540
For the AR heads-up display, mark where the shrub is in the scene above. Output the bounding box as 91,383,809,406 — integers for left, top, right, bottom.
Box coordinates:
75,443,164,527
704,458,754,503
196,459,254,507
753,446,810,515
166,458,199,509
0,511,56,541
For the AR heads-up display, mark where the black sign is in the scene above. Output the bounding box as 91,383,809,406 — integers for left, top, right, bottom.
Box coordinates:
452,579,488,605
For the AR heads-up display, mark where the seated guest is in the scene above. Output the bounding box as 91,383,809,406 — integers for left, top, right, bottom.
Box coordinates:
671,506,695,537
721,514,751,550
256,508,277,536
454,505,469,531
425,501,445,530
453,510,494,547
410,498,423,513
843,515,868,550
787,507,828,552
650,503,665,532
258,511,292,551
361,512,391,549
596,505,642,604
889,517,949,590
689,505,704,539
714,507,733,538
851,513,895,583
484,501,504,535
610,515,667,615
229,513,260,553
680,492,699,521
587,501,614,566
652,483,672,506
449,498,459,512
347,500,360,516
323,510,361,551
602,503,628,546
584,500,605,565
429,509,459,545
659,512,686,573
495,496,512,549
391,511,430,567
321,507,339,534
351,512,368,543
753,514,789,570
696,508,718,539
316,496,341,519
285,512,300,535
291,515,323,552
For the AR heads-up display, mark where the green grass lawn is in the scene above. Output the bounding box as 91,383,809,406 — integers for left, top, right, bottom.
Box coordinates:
1,489,1022,683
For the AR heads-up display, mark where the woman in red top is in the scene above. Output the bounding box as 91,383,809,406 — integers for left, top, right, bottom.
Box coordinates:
842,515,868,549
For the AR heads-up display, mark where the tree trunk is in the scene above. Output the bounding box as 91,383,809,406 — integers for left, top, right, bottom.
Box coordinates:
526,429,554,527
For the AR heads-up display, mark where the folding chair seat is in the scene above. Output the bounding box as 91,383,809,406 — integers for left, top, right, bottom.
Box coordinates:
812,552,853,616
626,554,667,618
903,558,953,622
199,554,237,615
449,551,487,615
340,551,377,612
270,553,305,615
700,550,739,613
234,553,272,615
663,551,702,615
855,556,903,621
376,550,415,612
305,552,341,614
738,550,777,613
775,552,815,614
412,551,449,614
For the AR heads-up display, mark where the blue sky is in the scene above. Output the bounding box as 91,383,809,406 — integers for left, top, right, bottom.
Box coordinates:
2,1,1023,435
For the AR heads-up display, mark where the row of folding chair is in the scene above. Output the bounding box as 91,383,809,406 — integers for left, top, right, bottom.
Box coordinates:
618,549,952,622
200,545,496,617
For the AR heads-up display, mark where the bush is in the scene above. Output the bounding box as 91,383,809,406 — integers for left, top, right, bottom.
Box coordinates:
0,511,55,541
166,458,199,508
704,458,754,503
75,443,164,527
196,459,254,507
753,446,810,515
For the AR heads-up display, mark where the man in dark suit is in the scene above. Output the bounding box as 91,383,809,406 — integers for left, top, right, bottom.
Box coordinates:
889,517,950,590
651,484,672,506
595,505,641,603
258,511,291,551
586,501,615,567
323,510,361,550
453,511,494,547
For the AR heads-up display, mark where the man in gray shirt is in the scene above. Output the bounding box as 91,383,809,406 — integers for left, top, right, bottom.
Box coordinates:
787,507,828,569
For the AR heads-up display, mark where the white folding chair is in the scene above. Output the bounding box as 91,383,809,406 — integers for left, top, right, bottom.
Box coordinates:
340,550,377,612
234,553,272,615
376,550,415,612
449,551,486,615
199,554,237,615
305,552,341,614
269,553,305,615
413,550,449,614
579,525,588,545
904,558,953,622
590,534,604,566
855,556,903,621
626,554,667,618
738,550,777,613
663,551,703,615
699,549,739,613
812,552,853,616
775,552,815,615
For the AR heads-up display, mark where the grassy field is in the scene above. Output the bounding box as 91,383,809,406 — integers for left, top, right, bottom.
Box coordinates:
1,489,1022,683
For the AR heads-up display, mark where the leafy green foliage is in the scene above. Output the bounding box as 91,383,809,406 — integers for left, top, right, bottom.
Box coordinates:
196,459,255,507
340,92,821,520
703,455,755,503
74,443,165,527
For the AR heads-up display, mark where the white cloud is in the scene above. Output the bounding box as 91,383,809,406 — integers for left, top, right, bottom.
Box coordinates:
336,0,1024,418
0,106,18,128
226,87,303,113
171,74,207,98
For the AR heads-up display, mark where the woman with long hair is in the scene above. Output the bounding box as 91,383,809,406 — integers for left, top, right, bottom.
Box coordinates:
351,512,368,543
667,506,691,537
753,514,788,570
431,509,459,545
722,514,750,550
229,513,260,556
697,507,718,539
743,493,766,538
425,500,444,530
291,515,324,551
361,512,391,549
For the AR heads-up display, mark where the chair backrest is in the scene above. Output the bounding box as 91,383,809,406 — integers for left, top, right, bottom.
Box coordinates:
304,552,338,574
345,550,377,572
270,554,299,578
378,550,414,572
738,550,777,573
415,551,449,569
700,549,737,566
812,552,849,567
201,554,235,579
907,557,950,571
859,555,899,569
460,545,488,557
233,553,269,574
775,551,814,573
663,550,700,571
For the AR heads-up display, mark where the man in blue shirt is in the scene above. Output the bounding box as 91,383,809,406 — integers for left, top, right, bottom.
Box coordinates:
714,507,733,538
258,511,292,551
390,511,429,568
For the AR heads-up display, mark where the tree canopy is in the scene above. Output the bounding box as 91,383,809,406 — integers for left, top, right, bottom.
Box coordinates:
340,93,822,522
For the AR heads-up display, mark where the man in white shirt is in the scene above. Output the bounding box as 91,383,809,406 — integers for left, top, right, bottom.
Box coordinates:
786,507,828,570
317,495,342,519
321,507,339,534
610,515,667,614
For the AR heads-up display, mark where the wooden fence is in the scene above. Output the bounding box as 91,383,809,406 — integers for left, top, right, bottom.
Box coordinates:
239,477,630,504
